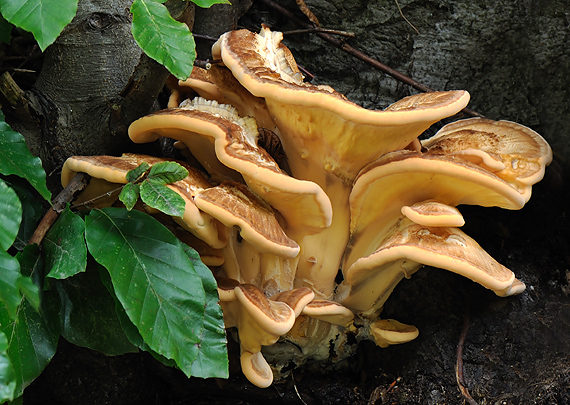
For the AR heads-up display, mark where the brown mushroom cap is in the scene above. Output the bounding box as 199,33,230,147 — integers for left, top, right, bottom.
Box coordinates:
211,26,470,299
177,66,228,105
422,118,553,197
129,98,332,235
233,283,296,344
369,319,419,348
270,287,315,317
240,350,274,388
345,150,529,271
212,26,470,183
301,300,354,327
339,219,520,317
194,181,299,258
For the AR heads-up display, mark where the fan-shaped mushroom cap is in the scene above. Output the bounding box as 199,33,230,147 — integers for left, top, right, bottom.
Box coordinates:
180,65,277,133
177,66,228,105
129,98,332,235
339,219,520,317
211,26,470,298
216,276,240,302
271,287,315,317
401,201,465,227
194,181,299,259
301,300,354,327
212,26,470,183
240,350,273,388
345,150,530,270
234,284,297,338
61,154,226,249
369,319,419,348
422,118,553,198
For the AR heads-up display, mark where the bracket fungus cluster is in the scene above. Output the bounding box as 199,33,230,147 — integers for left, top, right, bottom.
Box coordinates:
62,26,552,388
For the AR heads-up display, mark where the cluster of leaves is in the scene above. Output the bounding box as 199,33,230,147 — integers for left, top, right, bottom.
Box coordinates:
0,111,228,403
0,0,229,80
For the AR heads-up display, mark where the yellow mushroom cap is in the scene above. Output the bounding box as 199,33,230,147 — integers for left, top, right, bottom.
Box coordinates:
401,201,465,227
301,300,354,327
369,319,419,348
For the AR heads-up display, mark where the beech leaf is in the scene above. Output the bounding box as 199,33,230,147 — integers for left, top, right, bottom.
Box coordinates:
130,0,196,80
85,208,226,377
0,110,50,201
0,0,79,52
44,206,87,280
140,179,185,217
119,182,140,211
147,161,189,184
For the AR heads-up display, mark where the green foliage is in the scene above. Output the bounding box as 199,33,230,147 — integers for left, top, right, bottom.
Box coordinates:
130,0,196,80
191,0,231,7
0,0,229,78
0,0,79,51
56,269,138,356
0,0,233,397
0,14,11,44
0,332,16,401
119,161,188,216
44,206,87,279
0,115,228,402
85,208,228,378
0,111,50,202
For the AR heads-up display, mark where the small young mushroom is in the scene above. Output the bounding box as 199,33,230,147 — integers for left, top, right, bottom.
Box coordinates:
401,200,465,227
369,319,419,348
301,300,354,327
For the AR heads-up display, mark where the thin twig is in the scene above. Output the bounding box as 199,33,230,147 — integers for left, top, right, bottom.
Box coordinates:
395,0,420,34
283,27,355,38
455,292,479,405
27,173,90,246
258,0,485,118
71,184,123,210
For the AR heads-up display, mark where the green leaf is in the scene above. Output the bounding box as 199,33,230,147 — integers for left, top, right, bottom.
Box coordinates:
56,269,138,356
0,293,60,399
85,208,209,377
0,0,79,51
0,14,12,44
130,0,196,80
0,178,22,251
190,0,230,8
118,182,140,211
44,206,86,279
0,331,16,403
0,250,21,320
182,246,228,378
147,161,189,184
15,244,41,311
126,162,150,183
140,178,185,217
4,177,44,251
0,110,50,201
98,266,177,367
119,183,140,211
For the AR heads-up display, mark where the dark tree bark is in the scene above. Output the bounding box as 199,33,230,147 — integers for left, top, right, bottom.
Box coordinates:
2,0,195,189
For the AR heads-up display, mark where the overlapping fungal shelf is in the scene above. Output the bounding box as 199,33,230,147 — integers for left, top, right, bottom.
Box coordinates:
62,26,552,388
